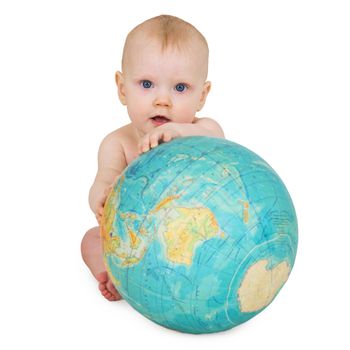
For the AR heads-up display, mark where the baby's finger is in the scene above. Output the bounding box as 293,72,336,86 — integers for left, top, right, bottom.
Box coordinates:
163,130,173,142
95,213,102,224
150,133,160,148
98,206,104,214
142,143,150,153
141,136,152,152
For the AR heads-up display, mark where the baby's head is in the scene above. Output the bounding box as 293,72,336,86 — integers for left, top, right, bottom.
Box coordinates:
115,15,211,135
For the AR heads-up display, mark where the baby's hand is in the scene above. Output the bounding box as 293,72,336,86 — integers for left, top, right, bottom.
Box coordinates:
95,194,107,224
95,176,120,224
139,124,181,154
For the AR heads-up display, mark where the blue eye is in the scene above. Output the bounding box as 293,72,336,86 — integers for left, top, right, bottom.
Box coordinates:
141,80,153,89
175,83,187,92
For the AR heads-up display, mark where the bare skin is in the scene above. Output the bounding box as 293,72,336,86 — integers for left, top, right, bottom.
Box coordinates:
81,34,224,301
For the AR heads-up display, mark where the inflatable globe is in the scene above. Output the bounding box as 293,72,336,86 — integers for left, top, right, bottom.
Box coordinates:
101,136,298,334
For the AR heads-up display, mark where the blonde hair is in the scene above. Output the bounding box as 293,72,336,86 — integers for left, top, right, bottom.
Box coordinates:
121,14,209,71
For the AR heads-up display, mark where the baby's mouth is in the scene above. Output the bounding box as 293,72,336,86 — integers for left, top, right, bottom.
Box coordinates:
151,115,170,123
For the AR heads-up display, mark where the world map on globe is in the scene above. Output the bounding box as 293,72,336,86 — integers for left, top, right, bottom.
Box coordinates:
101,136,298,334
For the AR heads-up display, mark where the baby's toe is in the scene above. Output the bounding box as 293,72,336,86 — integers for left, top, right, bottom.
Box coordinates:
96,271,121,301
99,282,106,293
102,289,117,301
106,280,122,300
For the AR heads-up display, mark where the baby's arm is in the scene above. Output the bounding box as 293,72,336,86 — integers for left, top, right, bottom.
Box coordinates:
183,117,225,138
139,117,225,153
89,131,127,221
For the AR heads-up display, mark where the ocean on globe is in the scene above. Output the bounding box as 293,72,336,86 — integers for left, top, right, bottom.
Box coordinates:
101,136,298,334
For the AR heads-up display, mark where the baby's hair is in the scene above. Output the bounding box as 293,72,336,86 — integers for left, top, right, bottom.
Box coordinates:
121,14,208,71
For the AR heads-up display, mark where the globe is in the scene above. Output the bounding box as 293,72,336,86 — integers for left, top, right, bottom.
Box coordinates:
101,136,298,334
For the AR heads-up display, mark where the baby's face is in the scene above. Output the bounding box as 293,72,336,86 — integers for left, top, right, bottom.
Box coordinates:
117,37,210,136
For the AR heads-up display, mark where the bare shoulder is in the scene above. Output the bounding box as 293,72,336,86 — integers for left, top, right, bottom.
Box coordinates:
102,122,138,147
193,116,219,126
193,117,225,138
99,127,125,154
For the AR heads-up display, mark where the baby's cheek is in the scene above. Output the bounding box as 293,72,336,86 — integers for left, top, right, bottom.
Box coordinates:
183,110,198,123
127,104,140,122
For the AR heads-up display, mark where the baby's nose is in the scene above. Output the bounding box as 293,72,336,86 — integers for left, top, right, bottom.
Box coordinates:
153,94,172,108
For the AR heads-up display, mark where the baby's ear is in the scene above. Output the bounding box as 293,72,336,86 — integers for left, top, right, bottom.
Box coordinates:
197,81,211,111
115,71,127,105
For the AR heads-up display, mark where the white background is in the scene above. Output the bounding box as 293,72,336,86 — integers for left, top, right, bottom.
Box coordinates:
1,0,349,348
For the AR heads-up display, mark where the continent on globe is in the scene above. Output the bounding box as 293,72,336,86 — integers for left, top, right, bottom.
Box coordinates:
237,259,291,312
100,174,148,267
102,188,225,267
157,206,225,265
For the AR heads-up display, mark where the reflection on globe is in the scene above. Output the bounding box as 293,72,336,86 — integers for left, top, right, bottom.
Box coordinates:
101,136,298,334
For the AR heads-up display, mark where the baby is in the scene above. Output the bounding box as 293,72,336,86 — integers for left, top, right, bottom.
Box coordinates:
81,14,225,301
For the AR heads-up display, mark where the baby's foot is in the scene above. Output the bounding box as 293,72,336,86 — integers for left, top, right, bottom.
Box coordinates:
96,271,122,301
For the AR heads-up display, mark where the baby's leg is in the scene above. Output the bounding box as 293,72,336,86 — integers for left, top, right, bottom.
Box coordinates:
81,227,122,301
